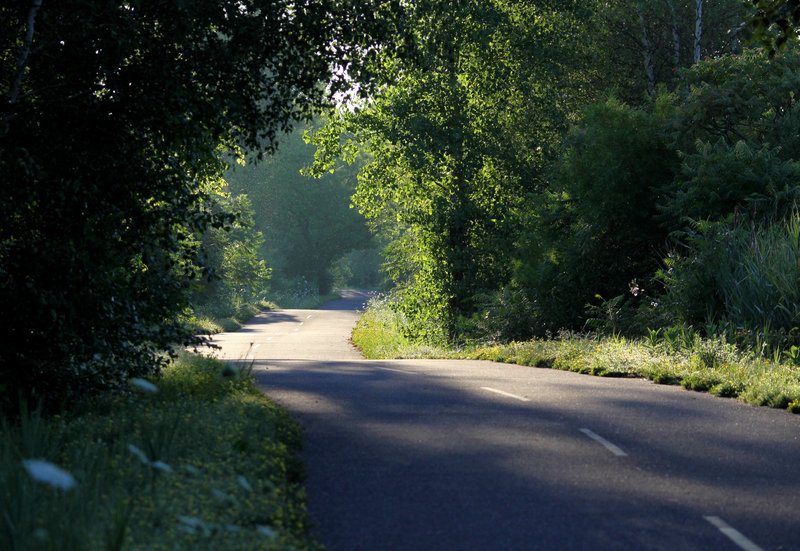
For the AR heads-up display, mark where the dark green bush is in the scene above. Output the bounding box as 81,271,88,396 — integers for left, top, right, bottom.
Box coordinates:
512,97,677,336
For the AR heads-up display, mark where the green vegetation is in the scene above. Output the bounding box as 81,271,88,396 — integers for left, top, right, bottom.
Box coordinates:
185,299,278,335
0,353,322,550
352,299,800,414
8,4,800,548
0,0,408,413
5,3,800,525
319,6,800,382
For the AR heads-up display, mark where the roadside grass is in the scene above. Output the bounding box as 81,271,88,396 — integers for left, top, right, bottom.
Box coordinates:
351,300,450,359
186,299,278,334
0,353,322,551
188,292,343,336
353,300,800,414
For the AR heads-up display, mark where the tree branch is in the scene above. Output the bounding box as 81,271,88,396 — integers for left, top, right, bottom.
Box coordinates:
8,0,43,105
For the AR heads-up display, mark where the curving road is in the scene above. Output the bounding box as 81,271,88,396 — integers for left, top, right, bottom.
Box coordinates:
208,290,800,551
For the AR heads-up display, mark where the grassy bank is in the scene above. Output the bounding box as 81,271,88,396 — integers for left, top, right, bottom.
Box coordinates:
186,299,279,334
352,300,800,414
1,353,322,551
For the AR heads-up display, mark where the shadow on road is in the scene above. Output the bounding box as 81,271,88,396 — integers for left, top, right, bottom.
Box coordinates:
316,289,377,311
253,360,800,551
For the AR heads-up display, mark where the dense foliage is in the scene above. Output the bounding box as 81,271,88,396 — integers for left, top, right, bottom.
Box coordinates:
190,190,272,318
515,44,800,351
309,0,595,341
0,0,406,412
5,0,800,412
309,0,800,361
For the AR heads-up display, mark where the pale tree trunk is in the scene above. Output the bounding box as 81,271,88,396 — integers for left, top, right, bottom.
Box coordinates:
694,0,703,63
637,7,655,93
666,0,681,69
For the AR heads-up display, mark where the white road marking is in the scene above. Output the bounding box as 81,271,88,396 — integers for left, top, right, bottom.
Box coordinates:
481,387,530,402
265,337,272,341
373,366,414,374
252,344,261,350
704,516,764,551
306,315,313,319
299,322,304,326
579,428,627,457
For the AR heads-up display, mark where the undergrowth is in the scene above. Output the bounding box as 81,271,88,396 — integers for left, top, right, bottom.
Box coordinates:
0,353,322,551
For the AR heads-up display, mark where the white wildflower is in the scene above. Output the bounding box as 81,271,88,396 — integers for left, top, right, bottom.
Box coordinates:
257,525,278,539
151,460,173,473
127,444,149,464
22,459,76,490
129,378,158,393
237,475,252,491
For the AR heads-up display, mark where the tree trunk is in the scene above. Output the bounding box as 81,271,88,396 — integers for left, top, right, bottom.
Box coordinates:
637,8,655,93
666,0,681,69
694,0,703,63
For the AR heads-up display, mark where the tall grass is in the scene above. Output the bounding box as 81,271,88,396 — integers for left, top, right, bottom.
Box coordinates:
0,354,322,551
352,295,450,358
719,216,800,342
661,213,800,355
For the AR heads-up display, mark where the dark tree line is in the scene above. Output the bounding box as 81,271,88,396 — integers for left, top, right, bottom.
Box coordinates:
0,0,407,412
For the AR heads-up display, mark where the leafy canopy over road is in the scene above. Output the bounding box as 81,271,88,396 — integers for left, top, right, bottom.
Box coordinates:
0,0,408,412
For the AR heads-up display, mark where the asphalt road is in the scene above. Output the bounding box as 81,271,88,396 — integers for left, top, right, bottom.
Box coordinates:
208,290,800,551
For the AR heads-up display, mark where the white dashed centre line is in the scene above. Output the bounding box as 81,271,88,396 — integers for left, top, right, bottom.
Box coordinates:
306,315,312,319
252,344,261,350
481,387,530,402
579,428,627,457
704,516,764,551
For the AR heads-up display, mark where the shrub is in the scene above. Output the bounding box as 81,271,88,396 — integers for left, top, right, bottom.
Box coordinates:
513,97,677,335
658,213,800,353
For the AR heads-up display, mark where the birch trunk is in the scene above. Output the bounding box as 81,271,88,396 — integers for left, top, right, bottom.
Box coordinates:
694,0,703,63
638,8,655,93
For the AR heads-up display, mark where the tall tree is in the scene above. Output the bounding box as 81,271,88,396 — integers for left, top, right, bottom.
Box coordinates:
588,0,745,103
309,0,594,340
0,0,406,411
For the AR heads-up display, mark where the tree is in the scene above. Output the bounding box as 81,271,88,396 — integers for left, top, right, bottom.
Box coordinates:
190,191,272,314
0,0,406,412
309,0,595,340
512,97,678,335
587,0,745,103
